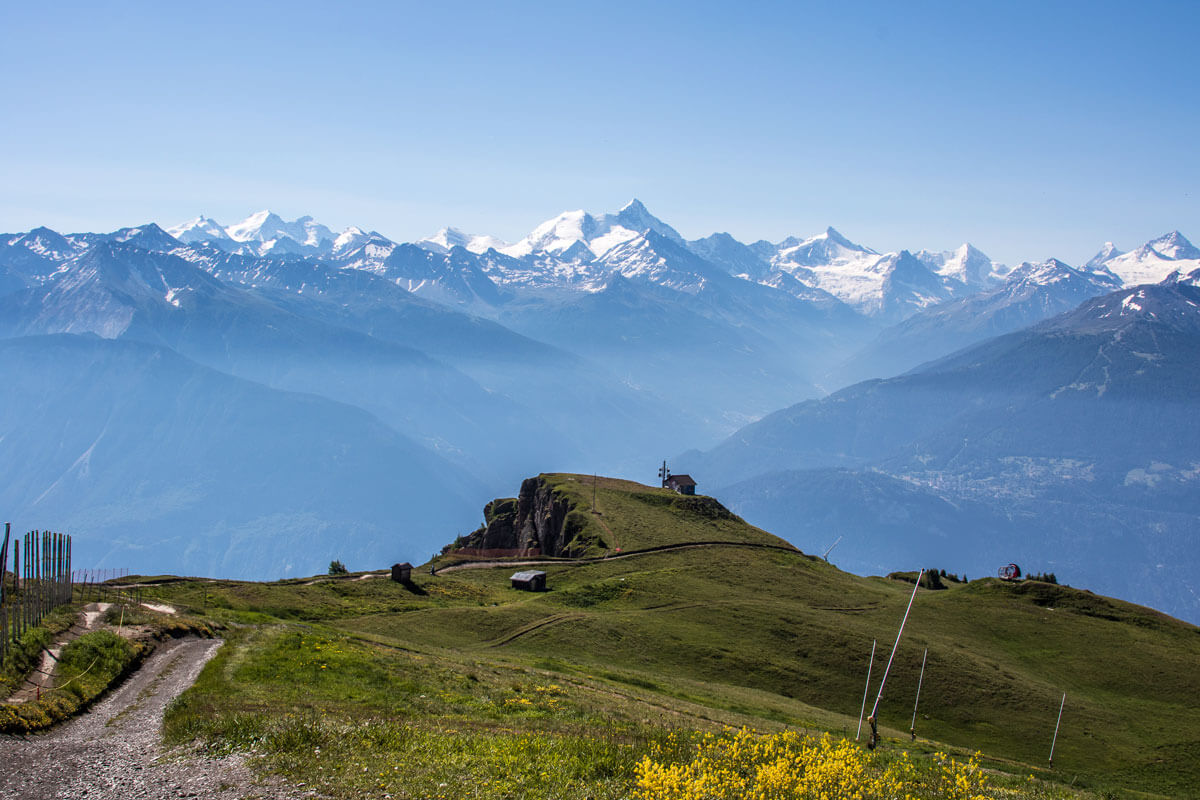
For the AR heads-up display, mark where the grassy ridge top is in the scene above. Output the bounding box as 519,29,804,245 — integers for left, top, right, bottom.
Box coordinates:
139,474,1199,798
528,472,797,553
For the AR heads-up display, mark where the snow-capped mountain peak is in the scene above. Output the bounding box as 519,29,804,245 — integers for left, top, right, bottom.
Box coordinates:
914,242,1005,289
1008,257,1078,284
226,211,334,249
6,226,82,261
1099,231,1200,287
226,210,279,242
1148,230,1200,261
1085,241,1124,270
334,226,368,250
775,227,878,268
822,226,865,250
500,200,683,260
416,227,509,255
599,198,685,246
168,215,231,244
329,226,399,262
998,258,1122,302
502,209,600,259
105,223,183,253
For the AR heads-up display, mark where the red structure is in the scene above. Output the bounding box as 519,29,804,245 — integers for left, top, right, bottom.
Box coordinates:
998,563,1022,581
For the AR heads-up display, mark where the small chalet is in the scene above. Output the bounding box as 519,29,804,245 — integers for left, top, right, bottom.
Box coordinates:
511,570,547,591
666,474,697,496
391,562,413,582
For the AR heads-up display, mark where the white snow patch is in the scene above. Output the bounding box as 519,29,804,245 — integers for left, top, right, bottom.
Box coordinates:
141,602,177,614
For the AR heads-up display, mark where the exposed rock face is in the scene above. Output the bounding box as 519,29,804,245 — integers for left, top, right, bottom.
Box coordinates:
453,476,580,557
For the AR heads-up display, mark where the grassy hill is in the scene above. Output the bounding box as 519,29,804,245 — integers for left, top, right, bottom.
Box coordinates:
132,474,1198,798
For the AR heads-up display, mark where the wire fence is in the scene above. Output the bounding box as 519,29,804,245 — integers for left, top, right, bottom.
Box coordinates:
0,524,75,661
72,568,129,602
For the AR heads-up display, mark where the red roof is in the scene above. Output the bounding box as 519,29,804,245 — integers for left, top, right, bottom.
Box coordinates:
668,474,696,486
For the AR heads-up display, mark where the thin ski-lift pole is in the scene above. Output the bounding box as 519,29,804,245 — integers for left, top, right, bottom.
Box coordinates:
1049,692,1066,767
910,647,928,740
866,568,924,748
822,536,843,561
856,638,877,740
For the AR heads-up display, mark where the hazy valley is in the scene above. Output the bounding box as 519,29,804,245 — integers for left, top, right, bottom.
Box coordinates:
3,202,1199,624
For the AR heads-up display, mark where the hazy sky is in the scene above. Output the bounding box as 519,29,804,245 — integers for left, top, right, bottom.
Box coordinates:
2,0,1197,265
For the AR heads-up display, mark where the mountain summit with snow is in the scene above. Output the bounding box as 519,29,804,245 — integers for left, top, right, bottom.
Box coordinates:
1088,230,1200,286
497,199,684,261
6,208,1200,625
153,205,1198,324
168,215,231,245
416,227,508,255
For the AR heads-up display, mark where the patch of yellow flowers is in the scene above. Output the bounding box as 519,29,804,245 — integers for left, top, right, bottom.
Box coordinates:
634,728,991,800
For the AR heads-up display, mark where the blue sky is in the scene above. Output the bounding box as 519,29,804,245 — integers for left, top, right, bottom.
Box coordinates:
2,0,1197,264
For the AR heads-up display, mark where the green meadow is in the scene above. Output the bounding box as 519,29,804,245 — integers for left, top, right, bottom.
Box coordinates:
125,474,1199,798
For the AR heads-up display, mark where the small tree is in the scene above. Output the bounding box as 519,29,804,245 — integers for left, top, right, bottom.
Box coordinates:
328,559,348,575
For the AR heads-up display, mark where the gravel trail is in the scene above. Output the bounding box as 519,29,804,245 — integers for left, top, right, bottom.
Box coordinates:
0,636,316,800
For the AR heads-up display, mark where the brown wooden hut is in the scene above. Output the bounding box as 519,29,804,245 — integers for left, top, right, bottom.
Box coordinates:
510,570,547,591
666,474,697,495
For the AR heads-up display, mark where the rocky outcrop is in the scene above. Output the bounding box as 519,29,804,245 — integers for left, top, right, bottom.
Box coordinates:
448,476,591,557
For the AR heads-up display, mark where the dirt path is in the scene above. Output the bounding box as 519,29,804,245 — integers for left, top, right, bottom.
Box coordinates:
0,637,317,800
434,540,803,575
486,612,585,648
5,601,185,705
5,602,114,705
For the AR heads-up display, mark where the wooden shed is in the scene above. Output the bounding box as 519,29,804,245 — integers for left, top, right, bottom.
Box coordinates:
666,474,697,495
391,562,413,582
511,570,547,591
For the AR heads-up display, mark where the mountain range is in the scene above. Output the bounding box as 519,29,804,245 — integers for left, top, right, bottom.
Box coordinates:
679,281,1200,622
3,202,1198,621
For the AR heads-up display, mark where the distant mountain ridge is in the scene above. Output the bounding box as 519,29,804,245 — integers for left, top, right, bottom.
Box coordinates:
833,257,1124,385
148,202,1195,334
679,280,1200,623
3,205,1198,619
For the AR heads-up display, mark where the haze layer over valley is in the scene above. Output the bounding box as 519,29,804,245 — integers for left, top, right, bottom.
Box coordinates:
3,202,1198,623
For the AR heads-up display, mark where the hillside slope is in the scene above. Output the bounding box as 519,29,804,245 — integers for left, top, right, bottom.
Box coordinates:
680,283,1200,623
154,474,1200,798
0,334,482,576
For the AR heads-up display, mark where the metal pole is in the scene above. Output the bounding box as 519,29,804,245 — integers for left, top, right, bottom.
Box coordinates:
910,648,928,739
1049,693,1066,767
822,535,843,561
1,522,9,605
866,569,924,746
37,532,43,619
856,639,876,740
16,536,22,636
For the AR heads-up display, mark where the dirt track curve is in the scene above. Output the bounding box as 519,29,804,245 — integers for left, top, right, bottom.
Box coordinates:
0,637,317,800
433,540,803,575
